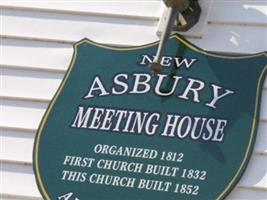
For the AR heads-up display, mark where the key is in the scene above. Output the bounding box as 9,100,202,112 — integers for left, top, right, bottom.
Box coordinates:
150,0,200,74
150,6,178,74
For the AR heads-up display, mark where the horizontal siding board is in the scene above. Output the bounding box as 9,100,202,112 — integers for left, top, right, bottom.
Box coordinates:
1,38,73,71
226,188,267,200
194,24,267,54
1,155,266,198
1,38,267,89
209,0,267,26
1,1,162,20
1,122,267,164
0,194,42,200
1,37,198,72
1,68,63,101
238,155,267,189
261,90,267,120
1,129,35,163
0,99,47,130
257,122,267,154
2,8,159,46
1,163,41,198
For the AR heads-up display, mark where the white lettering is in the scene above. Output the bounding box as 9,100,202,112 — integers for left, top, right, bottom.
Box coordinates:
84,76,109,98
206,84,234,108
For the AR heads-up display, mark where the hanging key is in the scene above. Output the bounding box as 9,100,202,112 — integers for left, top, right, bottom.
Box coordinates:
150,0,201,74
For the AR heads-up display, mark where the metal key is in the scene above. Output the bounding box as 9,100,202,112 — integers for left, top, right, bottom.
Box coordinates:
150,0,198,74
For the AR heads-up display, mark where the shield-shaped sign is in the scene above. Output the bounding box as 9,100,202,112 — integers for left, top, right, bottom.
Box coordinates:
33,34,267,200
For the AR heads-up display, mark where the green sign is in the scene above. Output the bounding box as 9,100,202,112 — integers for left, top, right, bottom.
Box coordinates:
33,34,267,200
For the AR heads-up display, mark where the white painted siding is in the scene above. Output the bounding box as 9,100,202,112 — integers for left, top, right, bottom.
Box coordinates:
1,0,267,199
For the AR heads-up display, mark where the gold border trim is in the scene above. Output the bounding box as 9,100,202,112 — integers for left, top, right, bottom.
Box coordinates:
33,35,267,200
